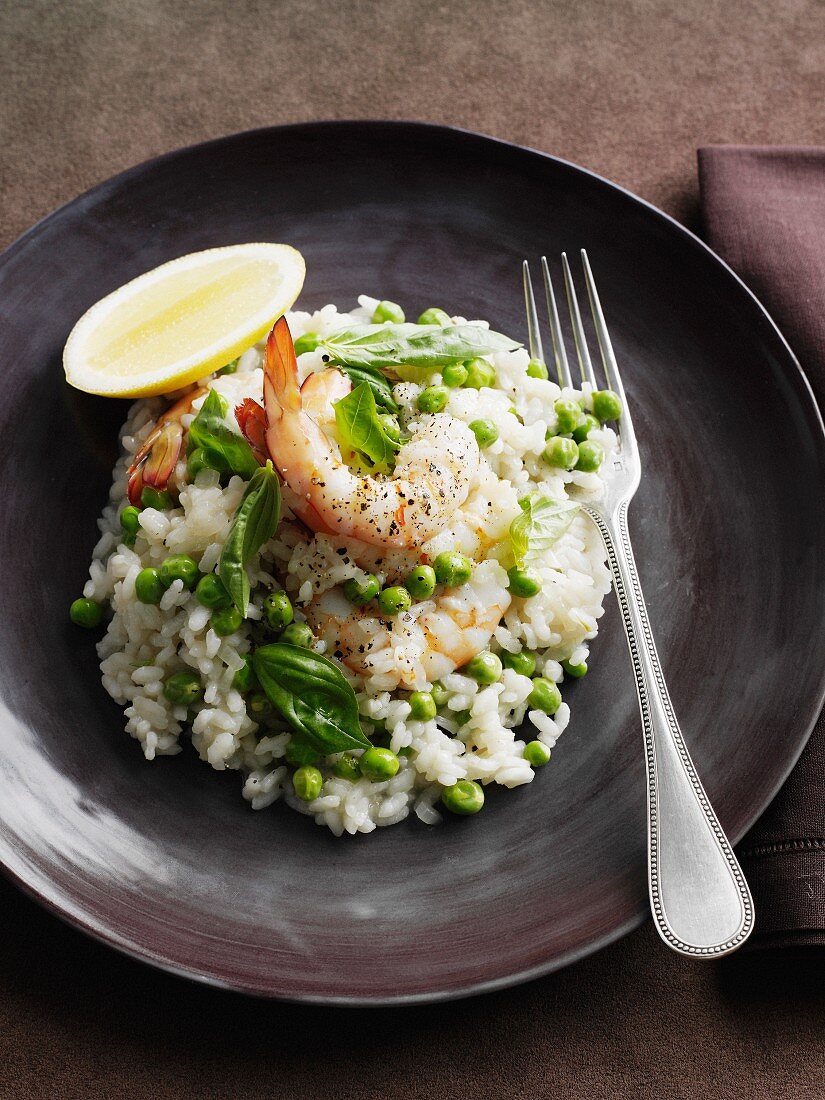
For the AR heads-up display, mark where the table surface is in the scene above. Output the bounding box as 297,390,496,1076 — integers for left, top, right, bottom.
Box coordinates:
2,1,824,1097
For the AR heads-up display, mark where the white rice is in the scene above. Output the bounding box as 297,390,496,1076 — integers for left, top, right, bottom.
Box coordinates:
83,296,615,835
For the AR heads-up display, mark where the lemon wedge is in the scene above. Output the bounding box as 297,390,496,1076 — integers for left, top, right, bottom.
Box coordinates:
63,243,306,397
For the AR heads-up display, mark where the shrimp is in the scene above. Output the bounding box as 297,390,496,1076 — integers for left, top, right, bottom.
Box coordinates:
127,385,207,506
262,317,480,548
305,560,511,689
235,399,268,466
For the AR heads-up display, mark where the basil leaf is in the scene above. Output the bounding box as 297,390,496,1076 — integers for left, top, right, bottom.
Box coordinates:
219,461,281,615
319,323,521,371
339,363,398,413
333,381,401,473
253,643,370,754
188,389,259,480
510,495,580,568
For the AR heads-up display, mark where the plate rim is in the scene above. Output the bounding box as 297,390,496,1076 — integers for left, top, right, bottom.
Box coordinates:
1,119,823,1005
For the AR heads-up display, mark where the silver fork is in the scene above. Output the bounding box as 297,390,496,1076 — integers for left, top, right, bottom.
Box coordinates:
523,252,754,957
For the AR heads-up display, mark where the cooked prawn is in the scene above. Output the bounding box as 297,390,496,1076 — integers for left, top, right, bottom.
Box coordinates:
127,385,207,506
262,317,480,548
305,560,511,689
235,398,268,467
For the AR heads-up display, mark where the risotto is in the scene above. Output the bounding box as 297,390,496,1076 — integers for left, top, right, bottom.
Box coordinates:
77,294,617,834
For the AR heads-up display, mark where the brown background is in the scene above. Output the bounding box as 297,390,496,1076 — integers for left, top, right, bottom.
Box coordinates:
1,1,824,1097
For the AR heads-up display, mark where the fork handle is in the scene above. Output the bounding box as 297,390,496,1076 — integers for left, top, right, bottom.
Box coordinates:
585,503,754,956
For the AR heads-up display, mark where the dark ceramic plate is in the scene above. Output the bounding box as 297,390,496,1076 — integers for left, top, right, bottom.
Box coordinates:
0,122,823,1004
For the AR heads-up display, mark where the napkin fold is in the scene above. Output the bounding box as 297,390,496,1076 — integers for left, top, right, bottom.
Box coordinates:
699,146,825,947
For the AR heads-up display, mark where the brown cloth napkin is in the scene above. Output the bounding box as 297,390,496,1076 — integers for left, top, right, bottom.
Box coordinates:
699,146,825,947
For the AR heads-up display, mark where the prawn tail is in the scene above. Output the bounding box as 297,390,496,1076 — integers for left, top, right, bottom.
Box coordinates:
126,421,183,506
264,316,301,414
235,398,268,466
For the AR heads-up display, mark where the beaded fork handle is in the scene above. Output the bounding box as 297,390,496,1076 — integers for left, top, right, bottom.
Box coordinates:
585,501,754,956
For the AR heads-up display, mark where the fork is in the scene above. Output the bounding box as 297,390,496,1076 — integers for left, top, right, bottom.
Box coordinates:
523,252,754,957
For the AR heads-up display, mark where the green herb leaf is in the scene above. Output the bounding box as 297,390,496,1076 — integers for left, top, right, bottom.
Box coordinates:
319,323,521,372
253,643,370,754
338,363,398,412
509,495,580,568
188,389,259,480
333,381,401,473
219,461,281,615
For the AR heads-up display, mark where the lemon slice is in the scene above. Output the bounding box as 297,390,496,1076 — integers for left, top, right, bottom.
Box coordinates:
63,243,306,397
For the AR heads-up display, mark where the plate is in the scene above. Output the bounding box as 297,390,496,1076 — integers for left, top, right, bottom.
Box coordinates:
0,122,823,1003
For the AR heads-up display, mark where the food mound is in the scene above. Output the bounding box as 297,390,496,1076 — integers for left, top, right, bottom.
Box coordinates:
75,295,619,834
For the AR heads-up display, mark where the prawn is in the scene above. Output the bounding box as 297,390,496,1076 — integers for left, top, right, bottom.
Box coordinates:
262,317,480,548
305,560,511,689
127,385,207,506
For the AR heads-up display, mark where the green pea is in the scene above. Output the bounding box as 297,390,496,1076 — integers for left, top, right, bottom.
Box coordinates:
526,357,549,379
431,681,450,708
377,412,402,443
372,300,405,324
398,746,413,758
409,691,437,721
469,419,499,449
285,737,321,767
451,709,472,728
263,590,294,631
442,362,468,388
232,656,257,692
331,754,360,781
507,566,541,598
119,506,141,536
500,649,537,677
417,307,452,326
69,597,102,628
441,779,484,815
359,746,400,781
163,670,203,706
433,550,472,588
293,332,321,355
187,446,215,480
135,567,165,605
575,440,604,472
140,487,172,510
158,554,199,590
343,574,381,606
465,651,503,685
417,385,449,414
528,677,562,714
292,765,323,802
561,658,588,678
524,740,551,766
195,573,231,609
543,436,579,470
247,691,274,722
572,413,600,443
378,585,412,617
554,399,585,436
211,606,244,637
464,358,496,389
217,357,239,375
592,389,622,422
279,622,314,648
405,564,436,601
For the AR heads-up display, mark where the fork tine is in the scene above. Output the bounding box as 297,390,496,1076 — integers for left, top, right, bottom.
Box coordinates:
561,252,597,388
540,256,573,389
522,261,544,365
581,249,627,405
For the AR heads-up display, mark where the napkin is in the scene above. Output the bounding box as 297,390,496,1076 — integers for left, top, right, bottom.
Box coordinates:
699,146,825,947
